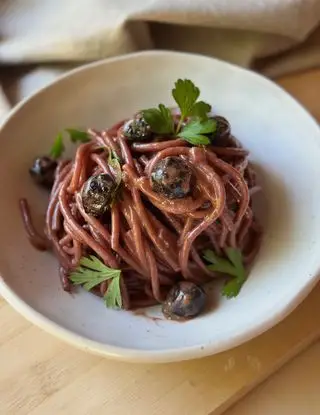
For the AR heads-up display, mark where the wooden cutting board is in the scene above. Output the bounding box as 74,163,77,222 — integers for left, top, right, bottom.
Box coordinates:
0,69,319,415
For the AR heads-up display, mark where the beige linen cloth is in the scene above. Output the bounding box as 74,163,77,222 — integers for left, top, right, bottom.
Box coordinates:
0,0,320,118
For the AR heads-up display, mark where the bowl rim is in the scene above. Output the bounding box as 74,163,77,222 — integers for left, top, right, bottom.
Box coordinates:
0,50,319,363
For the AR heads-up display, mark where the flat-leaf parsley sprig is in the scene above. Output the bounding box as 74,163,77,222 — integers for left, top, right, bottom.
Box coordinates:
178,119,216,146
49,128,90,159
69,255,122,308
203,248,247,298
172,79,211,131
108,149,122,187
50,132,65,159
142,79,216,146
143,104,175,135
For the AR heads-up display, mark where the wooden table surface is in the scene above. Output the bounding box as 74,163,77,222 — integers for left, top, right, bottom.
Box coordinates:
1,68,320,415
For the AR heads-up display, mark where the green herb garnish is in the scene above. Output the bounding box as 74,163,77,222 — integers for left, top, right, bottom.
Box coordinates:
65,128,90,143
49,129,90,159
190,101,212,120
203,248,247,298
50,133,65,159
178,119,216,145
103,277,122,309
143,104,175,135
172,79,211,131
70,255,122,308
142,79,215,145
108,149,122,187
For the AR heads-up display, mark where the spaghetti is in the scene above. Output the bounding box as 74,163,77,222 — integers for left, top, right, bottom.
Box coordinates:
21,111,262,314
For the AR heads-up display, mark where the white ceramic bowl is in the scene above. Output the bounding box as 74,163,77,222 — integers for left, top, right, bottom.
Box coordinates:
0,51,320,363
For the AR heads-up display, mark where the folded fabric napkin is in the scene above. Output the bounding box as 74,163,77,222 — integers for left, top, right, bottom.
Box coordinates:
0,0,319,118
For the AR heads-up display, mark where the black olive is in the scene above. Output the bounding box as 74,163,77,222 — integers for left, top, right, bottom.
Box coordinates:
210,116,232,146
162,281,206,321
29,156,57,189
123,115,152,141
81,174,117,217
151,156,193,199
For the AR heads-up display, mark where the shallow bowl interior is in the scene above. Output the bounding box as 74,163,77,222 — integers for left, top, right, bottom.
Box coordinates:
0,51,320,363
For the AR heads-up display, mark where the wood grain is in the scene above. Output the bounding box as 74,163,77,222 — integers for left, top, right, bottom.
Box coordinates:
1,69,320,415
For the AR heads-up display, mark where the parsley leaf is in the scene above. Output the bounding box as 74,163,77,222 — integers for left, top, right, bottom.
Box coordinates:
172,79,200,117
65,128,90,143
178,133,210,146
178,119,216,145
49,129,90,159
138,79,214,145
142,104,174,134
190,101,212,121
172,79,212,133
104,275,122,308
108,148,122,194
69,255,122,308
50,133,65,159
203,247,247,298
203,249,238,277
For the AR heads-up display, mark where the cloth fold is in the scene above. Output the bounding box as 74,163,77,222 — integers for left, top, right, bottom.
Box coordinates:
0,0,320,118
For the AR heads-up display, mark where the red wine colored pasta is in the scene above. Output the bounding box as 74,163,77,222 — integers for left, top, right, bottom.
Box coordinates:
21,111,262,312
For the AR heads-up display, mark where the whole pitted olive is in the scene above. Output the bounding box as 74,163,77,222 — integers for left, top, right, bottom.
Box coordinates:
210,116,231,146
81,174,117,217
162,281,207,321
29,156,57,189
151,156,193,199
123,115,152,141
